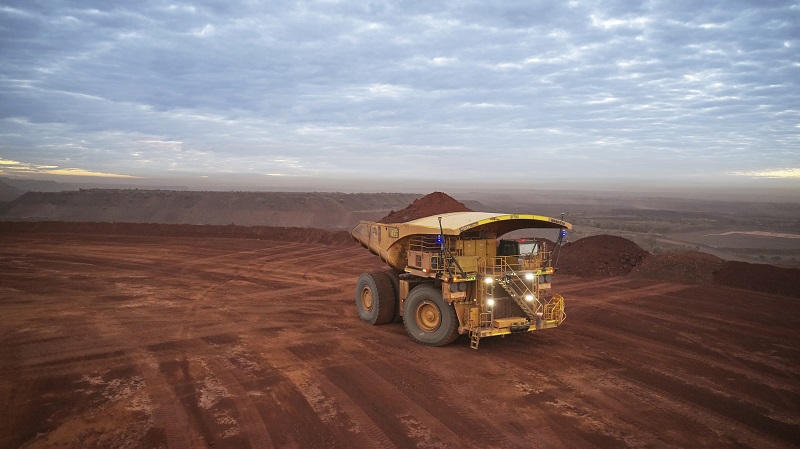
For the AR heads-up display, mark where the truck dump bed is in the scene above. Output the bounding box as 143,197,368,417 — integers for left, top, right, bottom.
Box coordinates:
350,212,572,271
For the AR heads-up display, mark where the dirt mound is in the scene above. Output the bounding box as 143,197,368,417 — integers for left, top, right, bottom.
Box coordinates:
631,252,725,284
560,236,800,296
557,235,649,277
0,221,355,246
379,191,472,223
715,261,800,297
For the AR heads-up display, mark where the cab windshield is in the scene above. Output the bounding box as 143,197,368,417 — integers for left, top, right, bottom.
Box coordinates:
519,242,539,256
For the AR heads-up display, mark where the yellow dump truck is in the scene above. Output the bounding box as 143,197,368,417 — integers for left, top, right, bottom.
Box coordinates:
350,212,571,349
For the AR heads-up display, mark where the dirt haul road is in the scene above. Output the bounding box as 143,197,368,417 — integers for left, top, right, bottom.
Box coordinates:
1,232,798,449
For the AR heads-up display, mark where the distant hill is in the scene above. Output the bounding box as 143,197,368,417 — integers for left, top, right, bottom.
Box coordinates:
0,177,68,194
0,178,24,201
0,189,426,229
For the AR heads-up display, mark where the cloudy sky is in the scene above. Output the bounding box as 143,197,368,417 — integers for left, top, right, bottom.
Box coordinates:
1,0,798,191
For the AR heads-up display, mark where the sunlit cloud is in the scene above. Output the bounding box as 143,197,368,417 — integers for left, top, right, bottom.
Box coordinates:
730,168,800,179
191,24,215,37
366,84,411,98
0,158,142,178
138,139,183,151
46,168,142,178
459,102,520,109
590,14,651,30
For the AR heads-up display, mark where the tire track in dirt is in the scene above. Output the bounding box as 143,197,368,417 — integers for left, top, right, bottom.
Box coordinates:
262,245,367,269
256,332,514,448
177,243,309,274
468,348,638,447
561,291,800,449
486,276,800,448
35,277,206,446
643,286,800,342
607,354,798,448
203,356,275,449
157,357,224,447
571,282,691,306
555,276,635,294
322,361,454,449
282,334,528,447
184,244,367,302
253,344,392,449
568,359,788,449
525,365,664,448
573,320,800,426
500,330,793,448
136,351,206,449
192,331,385,448
361,355,517,448
575,299,800,380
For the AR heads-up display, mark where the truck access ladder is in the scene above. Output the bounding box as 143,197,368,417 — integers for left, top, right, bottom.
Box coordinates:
470,311,493,350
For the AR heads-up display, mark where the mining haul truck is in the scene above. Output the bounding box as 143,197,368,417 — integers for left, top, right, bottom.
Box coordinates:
350,212,571,349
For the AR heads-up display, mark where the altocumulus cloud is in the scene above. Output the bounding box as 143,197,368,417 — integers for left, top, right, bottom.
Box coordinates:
0,0,798,183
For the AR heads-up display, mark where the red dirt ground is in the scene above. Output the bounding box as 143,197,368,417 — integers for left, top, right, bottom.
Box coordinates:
379,191,472,223
1,225,799,449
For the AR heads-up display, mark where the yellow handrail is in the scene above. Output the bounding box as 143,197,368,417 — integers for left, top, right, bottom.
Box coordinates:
544,294,566,323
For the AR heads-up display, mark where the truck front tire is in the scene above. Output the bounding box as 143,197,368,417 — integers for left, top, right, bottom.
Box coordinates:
356,272,396,325
403,284,459,347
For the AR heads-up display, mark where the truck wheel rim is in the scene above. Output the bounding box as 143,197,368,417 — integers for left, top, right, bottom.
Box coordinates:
415,300,440,332
361,286,373,312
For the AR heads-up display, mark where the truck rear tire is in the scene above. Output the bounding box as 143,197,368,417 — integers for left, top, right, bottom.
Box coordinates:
384,269,403,323
403,284,459,347
356,272,396,325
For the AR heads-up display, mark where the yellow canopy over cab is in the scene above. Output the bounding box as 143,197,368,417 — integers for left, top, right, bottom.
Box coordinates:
395,212,571,237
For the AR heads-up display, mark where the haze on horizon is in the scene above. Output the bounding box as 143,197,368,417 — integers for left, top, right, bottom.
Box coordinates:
0,1,798,196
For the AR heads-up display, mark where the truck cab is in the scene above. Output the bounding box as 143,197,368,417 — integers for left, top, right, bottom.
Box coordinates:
498,238,540,257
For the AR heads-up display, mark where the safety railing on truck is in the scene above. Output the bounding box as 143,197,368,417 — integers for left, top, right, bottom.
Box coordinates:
409,235,455,252
543,295,566,324
482,252,551,277
408,235,463,276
